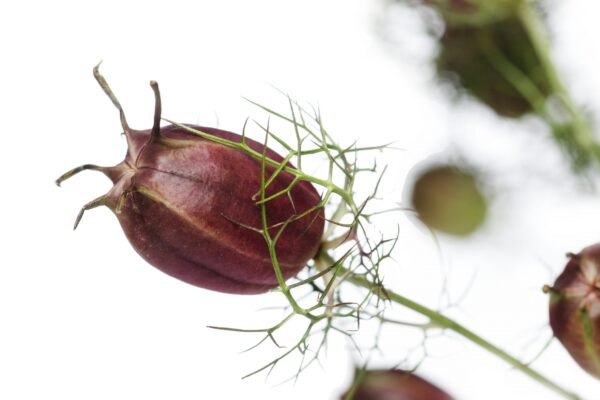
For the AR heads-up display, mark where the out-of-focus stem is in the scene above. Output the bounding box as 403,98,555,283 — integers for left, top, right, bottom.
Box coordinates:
517,2,600,165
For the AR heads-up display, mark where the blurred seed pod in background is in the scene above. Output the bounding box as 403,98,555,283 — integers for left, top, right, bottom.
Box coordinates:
428,0,550,118
437,16,549,118
406,162,488,237
423,0,478,14
423,0,519,25
386,0,599,170
341,368,454,400
547,244,600,379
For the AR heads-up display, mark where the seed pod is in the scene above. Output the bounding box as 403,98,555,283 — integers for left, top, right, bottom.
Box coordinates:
436,13,550,118
56,65,324,295
548,244,600,379
423,0,478,14
341,369,454,400
421,0,520,24
409,164,487,236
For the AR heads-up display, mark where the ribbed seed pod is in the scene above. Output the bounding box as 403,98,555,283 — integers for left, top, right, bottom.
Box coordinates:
548,244,600,379
341,369,454,400
57,66,324,294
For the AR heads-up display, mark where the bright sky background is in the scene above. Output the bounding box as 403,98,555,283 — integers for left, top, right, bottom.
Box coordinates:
2,1,600,399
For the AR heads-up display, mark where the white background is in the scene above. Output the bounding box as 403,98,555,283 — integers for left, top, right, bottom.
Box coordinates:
2,0,600,399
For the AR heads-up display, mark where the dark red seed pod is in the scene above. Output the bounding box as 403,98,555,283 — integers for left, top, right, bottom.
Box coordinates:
548,244,600,379
57,66,324,295
341,369,454,400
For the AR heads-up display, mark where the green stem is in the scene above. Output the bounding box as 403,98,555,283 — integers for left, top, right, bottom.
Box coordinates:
580,308,600,376
517,2,598,164
333,263,581,399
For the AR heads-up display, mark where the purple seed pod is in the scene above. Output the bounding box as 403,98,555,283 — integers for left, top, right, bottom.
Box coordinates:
57,65,324,295
548,244,600,379
341,369,454,400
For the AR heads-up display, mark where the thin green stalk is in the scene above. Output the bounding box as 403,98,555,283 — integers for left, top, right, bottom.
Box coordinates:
163,85,582,397
333,263,581,400
257,131,312,319
517,2,598,161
